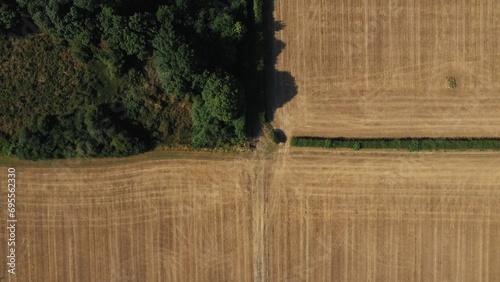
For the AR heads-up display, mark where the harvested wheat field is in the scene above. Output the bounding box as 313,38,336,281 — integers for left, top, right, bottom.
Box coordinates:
267,148,500,281
0,148,499,281
0,156,256,281
272,0,500,138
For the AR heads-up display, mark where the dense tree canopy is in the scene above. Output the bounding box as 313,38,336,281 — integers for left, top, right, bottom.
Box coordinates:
0,0,261,159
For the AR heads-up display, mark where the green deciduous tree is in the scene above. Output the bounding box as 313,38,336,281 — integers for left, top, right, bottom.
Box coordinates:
100,8,153,60
153,15,198,96
210,13,246,40
201,73,242,122
191,97,245,148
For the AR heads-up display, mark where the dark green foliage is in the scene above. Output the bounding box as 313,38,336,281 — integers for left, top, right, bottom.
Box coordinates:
290,137,500,152
0,35,100,136
267,129,279,144
69,31,92,62
324,139,333,148
16,0,152,60
15,105,153,161
1,0,256,159
151,2,247,97
210,13,246,40
0,3,17,31
121,65,193,146
99,7,123,45
153,25,198,97
202,73,242,122
151,5,207,96
0,34,193,159
0,133,13,156
191,97,225,148
95,48,125,77
191,97,245,149
150,2,250,148
122,13,153,59
0,1,31,40
409,140,419,152
353,142,361,151
100,8,153,60
73,0,99,11
254,0,263,24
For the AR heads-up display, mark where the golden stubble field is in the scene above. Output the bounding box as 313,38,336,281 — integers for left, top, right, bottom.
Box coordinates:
267,148,500,281
0,148,499,281
0,155,257,281
272,0,500,138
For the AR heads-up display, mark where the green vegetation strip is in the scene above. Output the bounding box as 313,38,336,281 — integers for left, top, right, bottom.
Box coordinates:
290,137,500,152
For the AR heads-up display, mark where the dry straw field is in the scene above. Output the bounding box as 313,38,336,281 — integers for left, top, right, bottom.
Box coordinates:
267,148,500,281
272,0,500,138
1,155,257,281
1,149,499,281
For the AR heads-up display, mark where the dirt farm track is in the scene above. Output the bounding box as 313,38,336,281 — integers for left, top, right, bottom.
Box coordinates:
0,148,499,281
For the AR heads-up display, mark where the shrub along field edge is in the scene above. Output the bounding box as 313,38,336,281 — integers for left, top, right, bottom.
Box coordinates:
290,137,500,152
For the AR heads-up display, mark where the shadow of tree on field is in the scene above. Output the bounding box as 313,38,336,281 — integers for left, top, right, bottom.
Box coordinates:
273,128,287,143
264,0,298,126
274,21,286,32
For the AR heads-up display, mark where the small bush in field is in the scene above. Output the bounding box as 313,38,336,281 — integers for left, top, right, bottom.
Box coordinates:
447,76,457,89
